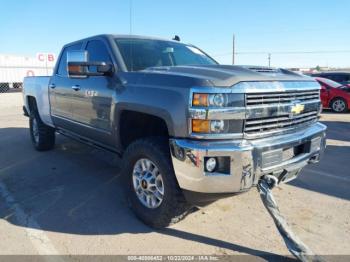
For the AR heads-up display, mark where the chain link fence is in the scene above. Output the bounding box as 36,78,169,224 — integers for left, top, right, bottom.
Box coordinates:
0,54,54,94
0,82,23,93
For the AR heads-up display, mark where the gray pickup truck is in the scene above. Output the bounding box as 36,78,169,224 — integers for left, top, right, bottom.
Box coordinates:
23,34,326,228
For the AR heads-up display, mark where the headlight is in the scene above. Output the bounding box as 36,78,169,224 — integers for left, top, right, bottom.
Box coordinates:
192,93,243,107
192,119,230,133
209,94,227,107
210,120,225,133
193,93,228,107
190,90,245,135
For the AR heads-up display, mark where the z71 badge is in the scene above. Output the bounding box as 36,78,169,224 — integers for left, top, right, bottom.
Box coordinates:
85,90,98,97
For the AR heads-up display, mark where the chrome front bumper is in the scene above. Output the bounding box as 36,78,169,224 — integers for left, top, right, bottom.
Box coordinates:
170,122,326,194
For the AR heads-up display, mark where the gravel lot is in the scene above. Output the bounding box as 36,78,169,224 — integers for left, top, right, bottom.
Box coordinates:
0,93,349,259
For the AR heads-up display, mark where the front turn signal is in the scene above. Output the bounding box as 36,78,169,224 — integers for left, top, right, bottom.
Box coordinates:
192,93,208,107
192,119,210,133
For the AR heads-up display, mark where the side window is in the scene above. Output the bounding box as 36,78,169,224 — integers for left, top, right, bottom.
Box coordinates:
321,74,330,80
86,40,112,74
57,43,82,76
86,40,112,63
330,74,344,83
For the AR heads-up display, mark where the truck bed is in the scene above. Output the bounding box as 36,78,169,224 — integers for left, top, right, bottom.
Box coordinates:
23,76,53,127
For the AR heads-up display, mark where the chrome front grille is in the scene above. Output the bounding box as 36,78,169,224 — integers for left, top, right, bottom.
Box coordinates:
244,111,319,134
246,90,320,106
244,89,320,136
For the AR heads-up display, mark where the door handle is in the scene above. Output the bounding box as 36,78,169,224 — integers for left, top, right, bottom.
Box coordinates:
72,85,80,91
49,83,56,89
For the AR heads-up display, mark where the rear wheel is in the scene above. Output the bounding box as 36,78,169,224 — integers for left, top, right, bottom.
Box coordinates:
29,104,55,151
122,137,191,228
330,98,348,113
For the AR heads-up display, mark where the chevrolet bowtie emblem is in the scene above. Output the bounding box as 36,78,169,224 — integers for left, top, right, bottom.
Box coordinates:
290,103,305,115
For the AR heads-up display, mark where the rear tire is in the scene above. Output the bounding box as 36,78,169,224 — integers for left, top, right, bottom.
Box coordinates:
29,104,55,151
330,98,348,113
122,137,192,228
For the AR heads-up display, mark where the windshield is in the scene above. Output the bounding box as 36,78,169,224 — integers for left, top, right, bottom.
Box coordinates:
319,78,343,88
115,38,217,71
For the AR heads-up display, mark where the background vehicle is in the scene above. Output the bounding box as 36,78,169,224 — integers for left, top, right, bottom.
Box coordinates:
312,71,350,87
315,77,350,113
22,34,326,228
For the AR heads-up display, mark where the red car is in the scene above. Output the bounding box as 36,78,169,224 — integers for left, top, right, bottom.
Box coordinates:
315,77,350,113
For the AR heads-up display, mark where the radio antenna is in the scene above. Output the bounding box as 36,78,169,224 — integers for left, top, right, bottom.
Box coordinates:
128,0,134,71
129,0,133,35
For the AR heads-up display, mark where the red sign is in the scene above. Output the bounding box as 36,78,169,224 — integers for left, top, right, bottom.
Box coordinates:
37,53,55,62
26,70,35,77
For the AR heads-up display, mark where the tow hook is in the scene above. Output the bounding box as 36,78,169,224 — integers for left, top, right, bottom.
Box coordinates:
262,174,279,189
258,175,324,262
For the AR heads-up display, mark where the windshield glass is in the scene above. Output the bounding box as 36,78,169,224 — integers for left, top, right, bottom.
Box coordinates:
115,38,217,71
319,78,343,88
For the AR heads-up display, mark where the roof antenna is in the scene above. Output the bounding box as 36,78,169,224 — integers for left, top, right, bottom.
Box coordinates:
129,0,133,71
129,0,133,35
173,35,181,41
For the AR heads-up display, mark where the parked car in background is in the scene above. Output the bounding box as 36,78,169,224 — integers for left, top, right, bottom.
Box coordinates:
315,77,350,113
312,71,350,87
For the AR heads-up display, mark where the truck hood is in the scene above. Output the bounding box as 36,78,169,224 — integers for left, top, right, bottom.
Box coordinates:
143,65,314,87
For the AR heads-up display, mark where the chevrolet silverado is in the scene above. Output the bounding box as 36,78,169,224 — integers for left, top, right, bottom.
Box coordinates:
23,34,326,228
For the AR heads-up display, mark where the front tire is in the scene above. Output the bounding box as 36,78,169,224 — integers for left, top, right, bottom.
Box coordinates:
122,137,191,228
330,98,348,113
29,107,55,151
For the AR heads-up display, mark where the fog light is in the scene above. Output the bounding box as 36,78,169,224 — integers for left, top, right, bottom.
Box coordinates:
205,157,217,172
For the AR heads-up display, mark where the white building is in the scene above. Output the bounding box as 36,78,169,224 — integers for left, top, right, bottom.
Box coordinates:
0,53,56,91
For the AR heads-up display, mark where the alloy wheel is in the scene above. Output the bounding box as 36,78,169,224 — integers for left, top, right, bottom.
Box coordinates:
132,158,164,209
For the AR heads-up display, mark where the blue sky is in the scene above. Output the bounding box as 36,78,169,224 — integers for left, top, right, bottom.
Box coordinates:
1,0,349,68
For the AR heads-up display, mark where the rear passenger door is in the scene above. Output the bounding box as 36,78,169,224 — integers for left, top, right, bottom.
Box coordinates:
68,39,115,146
49,43,82,128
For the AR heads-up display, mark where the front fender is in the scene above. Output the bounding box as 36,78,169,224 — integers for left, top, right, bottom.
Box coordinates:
114,84,190,138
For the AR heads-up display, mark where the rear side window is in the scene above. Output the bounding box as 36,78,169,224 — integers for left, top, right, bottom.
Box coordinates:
57,43,82,76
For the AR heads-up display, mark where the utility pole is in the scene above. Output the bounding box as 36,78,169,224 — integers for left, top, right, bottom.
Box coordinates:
268,53,271,67
232,34,235,65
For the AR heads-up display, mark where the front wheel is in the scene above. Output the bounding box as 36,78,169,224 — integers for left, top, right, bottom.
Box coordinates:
122,137,191,228
330,98,348,113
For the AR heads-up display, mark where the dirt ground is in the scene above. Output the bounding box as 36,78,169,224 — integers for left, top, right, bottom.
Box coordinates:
0,92,349,260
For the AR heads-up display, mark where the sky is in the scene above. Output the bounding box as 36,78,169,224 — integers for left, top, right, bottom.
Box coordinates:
1,0,350,68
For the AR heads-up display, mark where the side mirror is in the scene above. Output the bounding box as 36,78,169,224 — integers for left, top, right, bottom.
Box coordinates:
67,50,113,78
